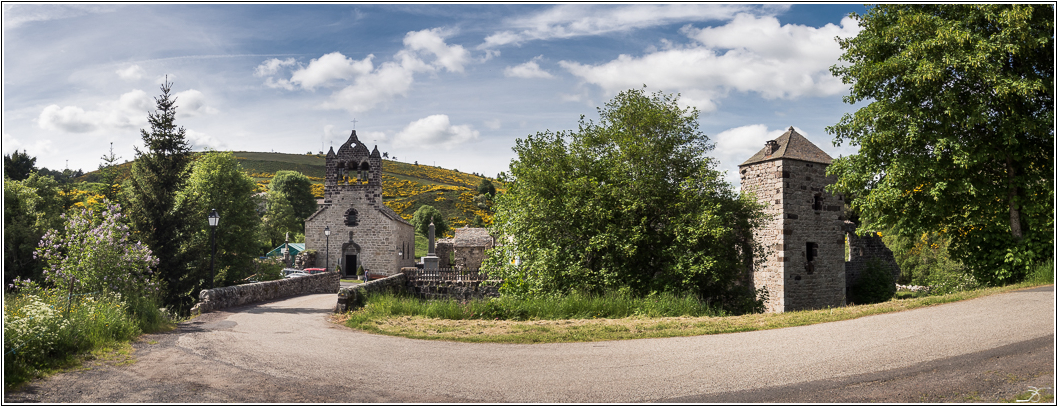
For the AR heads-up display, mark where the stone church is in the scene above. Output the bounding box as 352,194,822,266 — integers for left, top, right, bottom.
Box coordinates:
739,127,846,313
305,130,416,277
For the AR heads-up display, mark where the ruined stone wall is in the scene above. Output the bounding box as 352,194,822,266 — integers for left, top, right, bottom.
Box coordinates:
191,272,339,314
845,230,900,289
452,245,489,270
740,158,845,312
435,240,454,266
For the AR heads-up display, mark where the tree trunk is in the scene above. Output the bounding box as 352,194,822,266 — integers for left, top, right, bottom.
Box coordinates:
1006,156,1023,241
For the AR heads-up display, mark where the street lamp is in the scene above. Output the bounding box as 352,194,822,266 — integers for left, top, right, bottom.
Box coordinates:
325,226,331,272
208,209,219,289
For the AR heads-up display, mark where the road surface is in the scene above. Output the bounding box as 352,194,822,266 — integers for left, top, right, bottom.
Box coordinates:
5,285,1054,403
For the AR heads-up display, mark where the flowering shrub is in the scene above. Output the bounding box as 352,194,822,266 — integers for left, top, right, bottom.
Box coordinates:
4,283,144,386
34,201,161,301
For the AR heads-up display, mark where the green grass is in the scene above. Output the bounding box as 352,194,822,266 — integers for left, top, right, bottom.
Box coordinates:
342,280,1054,344
3,288,172,388
415,233,428,258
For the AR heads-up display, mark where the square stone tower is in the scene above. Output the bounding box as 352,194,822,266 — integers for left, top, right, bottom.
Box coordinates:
304,130,416,277
739,127,845,313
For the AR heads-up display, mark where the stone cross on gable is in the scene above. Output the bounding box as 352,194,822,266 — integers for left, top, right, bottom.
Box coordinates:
351,118,358,130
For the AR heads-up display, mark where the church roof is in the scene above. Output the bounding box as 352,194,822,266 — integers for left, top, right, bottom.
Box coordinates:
739,126,833,167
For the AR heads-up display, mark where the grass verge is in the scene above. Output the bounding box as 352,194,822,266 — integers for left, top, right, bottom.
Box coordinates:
341,281,1052,344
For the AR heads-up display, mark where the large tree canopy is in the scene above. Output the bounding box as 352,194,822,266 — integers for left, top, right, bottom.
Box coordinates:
269,170,317,222
484,88,765,309
827,4,1053,285
177,151,262,287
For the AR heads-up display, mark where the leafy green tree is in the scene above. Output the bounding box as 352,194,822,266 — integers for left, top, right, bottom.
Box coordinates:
3,150,37,181
483,88,765,308
123,79,197,311
828,4,1053,285
4,173,64,287
477,178,496,197
411,205,449,238
269,170,317,223
260,191,302,249
177,151,263,287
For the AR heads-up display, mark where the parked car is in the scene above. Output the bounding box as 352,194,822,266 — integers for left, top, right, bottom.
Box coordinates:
285,272,310,278
303,268,326,275
282,268,301,277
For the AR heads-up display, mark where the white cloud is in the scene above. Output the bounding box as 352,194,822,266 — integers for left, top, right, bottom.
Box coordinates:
2,133,54,156
185,129,225,150
254,57,297,77
392,115,479,149
2,4,115,30
116,64,145,81
256,27,477,114
559,14,861,112
712,124,801,186
173,89,218,117
403,28,469,73
484,119,502,130
479,4,787,48
37,89,152,133
290,52,374,90
321,59,424,113
504,57,553,79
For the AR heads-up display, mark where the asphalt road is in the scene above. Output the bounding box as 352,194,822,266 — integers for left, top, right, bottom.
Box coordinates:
5,285,1054,403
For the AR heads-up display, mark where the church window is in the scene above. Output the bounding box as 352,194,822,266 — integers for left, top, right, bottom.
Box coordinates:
344,208,359,227
813,194,823,211
359,162,371,180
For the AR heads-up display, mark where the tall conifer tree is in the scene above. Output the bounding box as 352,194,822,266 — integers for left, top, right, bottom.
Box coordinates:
124,79,197,311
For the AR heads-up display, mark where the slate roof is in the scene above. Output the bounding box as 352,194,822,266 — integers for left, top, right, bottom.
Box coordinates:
453,227,494,247
739,126,833,167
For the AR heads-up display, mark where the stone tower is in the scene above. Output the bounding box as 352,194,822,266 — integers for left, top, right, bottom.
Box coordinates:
739,127,845,313
305,130,415,277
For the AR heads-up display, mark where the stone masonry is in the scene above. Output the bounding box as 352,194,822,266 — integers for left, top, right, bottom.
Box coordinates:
191,272,339,314
845,222,900,290
305,130,416,278
740,127,846,313
435,227,494,270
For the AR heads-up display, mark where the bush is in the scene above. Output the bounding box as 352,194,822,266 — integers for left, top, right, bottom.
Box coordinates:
850,256,897,304
4,283,165,387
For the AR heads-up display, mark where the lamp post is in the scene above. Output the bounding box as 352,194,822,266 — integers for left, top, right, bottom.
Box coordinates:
325,226,331,272
208,209,219,289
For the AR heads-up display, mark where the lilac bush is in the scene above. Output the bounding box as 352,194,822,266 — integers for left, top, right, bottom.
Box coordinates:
33,201,161,300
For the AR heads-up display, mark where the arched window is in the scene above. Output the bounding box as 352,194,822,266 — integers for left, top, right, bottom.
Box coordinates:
359,161,371,179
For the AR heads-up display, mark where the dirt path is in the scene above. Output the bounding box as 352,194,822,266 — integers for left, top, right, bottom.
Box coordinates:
5,286,1054,403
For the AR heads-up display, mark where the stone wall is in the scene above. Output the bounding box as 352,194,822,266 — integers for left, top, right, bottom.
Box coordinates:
845,229,900,289
333,273,407,313
406,280,502,301
740,158,846,312
191,272,340,314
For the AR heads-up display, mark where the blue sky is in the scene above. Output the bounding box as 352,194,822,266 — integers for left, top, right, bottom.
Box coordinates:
2,3,867,186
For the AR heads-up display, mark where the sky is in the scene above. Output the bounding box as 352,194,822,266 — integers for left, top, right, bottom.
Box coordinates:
2,3,868,187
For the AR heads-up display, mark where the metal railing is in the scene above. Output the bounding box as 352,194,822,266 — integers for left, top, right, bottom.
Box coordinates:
404,268,493,282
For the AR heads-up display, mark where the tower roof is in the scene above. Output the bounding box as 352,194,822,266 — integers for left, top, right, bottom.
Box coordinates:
739,126,833,167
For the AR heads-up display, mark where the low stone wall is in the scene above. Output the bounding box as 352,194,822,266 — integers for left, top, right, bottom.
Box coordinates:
333,273,407,313
191,272,340,314
406,280,502,301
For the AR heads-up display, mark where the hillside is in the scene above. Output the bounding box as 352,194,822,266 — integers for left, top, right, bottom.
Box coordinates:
231,151,503,230
77,151,502,230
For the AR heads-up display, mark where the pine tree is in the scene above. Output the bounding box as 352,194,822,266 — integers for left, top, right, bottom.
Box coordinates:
124,79,197,312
